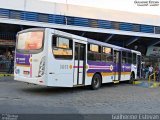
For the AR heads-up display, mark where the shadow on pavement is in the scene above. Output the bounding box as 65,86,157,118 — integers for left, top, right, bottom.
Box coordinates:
20,85,90,95
20,81,131,95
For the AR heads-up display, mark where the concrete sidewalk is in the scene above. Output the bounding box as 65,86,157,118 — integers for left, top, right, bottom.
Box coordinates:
133,79,160,88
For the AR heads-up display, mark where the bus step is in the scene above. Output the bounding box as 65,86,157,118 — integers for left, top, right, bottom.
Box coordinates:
113,80,119,84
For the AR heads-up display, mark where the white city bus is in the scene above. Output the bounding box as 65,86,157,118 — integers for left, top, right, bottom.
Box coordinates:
14,28,141,89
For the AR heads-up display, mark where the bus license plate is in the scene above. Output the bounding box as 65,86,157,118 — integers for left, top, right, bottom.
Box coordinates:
23,71,29,75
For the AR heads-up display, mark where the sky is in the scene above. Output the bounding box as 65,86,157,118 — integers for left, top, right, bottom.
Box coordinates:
40,0,160,16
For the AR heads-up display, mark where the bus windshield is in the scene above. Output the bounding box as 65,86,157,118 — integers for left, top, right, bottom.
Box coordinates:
17,31,43,50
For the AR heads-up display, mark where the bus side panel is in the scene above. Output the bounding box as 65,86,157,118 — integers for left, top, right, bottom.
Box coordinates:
86,61,114,85
131,64,137,79
120,63,131,81
85,75,92,86
47,59,74,87
102,76,113,83
46,31,74,87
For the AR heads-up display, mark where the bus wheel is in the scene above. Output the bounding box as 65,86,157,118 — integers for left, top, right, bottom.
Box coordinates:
129,73,135,84
91,74,101,90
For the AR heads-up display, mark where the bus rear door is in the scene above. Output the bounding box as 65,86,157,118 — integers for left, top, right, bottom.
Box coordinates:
114,50,122,81
74,42,86,85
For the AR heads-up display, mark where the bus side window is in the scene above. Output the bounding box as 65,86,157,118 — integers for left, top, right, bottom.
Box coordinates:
87,44,101,61
52,36,73,59
128,53,132,64
133,53,137,65
114,51,119,63
75,44,78,60
80,45,85,60
122,51,127,64
102,47,113,62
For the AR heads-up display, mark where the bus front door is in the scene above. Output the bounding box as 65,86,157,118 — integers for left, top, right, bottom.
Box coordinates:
74,42,86,85
114,51,121,81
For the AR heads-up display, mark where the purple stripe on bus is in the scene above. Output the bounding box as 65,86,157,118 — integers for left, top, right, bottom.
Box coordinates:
87,61,131,73
88,61,114,66
89,66,110,68
87,69,112,73
87,67,131,73
121,63,131,72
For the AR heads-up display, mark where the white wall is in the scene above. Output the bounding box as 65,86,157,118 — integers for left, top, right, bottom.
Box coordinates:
0,0,25,10
0,0,160,26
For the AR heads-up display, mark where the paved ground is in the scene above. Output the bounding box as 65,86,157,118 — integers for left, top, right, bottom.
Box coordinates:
0,76,160,115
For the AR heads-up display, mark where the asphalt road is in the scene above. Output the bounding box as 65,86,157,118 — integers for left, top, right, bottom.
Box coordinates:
0,76,160,119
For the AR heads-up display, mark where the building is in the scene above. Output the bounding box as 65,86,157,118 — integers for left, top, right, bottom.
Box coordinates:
0,0,160,69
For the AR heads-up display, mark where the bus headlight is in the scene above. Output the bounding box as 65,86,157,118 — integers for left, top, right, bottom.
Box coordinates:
38,57,45,77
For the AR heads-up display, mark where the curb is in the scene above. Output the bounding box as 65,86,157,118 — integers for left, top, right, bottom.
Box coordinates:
133,80,160,88
0,74,14,77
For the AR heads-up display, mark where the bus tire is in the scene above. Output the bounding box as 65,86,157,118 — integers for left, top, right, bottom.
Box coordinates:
129,72,135,84
91,73,102,90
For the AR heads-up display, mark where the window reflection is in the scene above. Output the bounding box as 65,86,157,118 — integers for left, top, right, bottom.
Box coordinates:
17,31,43,50
52,36,73,59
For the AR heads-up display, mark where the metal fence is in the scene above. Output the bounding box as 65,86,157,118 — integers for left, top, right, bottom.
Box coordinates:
0,32,16,40
0,60,11,72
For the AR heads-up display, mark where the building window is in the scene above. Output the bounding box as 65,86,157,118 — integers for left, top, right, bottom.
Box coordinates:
112,21,120,30
65,16,74,25
38,13,49,22
10,11,21,19
0,9,9,18
155,26,160,34
133,24,140,32
89,19,98,28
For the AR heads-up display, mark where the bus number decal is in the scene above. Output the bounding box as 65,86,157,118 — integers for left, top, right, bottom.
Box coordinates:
60,65,69,70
